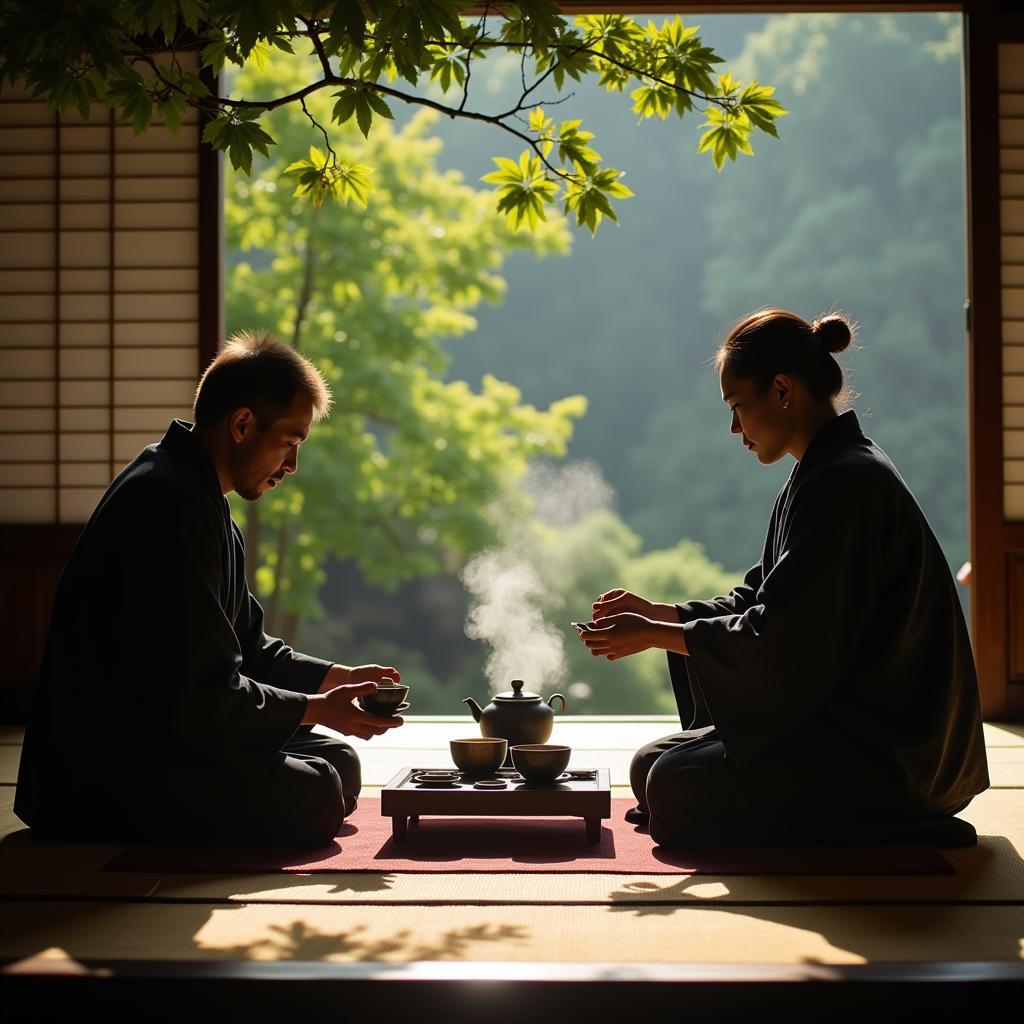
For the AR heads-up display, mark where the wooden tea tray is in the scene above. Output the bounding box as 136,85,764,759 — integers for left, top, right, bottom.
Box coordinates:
380,768,612,844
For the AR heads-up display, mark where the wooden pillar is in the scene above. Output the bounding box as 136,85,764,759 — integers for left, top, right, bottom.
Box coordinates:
964,1,1024,719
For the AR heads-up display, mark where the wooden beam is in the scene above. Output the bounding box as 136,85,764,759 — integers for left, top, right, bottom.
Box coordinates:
2,957,1024,1020
197,69,223,378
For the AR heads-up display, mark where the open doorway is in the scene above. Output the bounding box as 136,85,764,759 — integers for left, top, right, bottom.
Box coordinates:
223,12,968,714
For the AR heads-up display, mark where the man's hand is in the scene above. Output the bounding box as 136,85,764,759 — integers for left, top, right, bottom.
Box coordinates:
302,681,404,739
319,663,400,695
591,589,679,623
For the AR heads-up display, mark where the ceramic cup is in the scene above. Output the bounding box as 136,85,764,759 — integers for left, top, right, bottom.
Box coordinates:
450,737,508,776
359,682,410,717
510,744,571,783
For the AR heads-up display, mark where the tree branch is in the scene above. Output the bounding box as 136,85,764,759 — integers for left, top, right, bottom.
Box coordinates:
302,17,333,79
301,95,338,166
459,2,491,115
216,74,574,181
125,18,744,191
418,36,722,108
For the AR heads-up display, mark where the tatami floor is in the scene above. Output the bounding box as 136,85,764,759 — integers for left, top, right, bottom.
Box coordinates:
1,717,1023,969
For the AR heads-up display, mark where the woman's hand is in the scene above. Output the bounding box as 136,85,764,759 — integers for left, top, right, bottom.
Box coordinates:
578,612,658,661
592,589,679,623
319,663,400,694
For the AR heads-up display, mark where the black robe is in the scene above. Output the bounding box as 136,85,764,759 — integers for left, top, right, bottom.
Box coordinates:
667,410,989,825
15,420,333,837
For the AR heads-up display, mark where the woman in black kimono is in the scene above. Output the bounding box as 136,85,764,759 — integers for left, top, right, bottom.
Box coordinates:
578,308,989,848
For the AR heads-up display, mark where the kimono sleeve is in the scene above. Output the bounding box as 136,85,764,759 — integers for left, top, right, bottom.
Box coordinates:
681,465,890,763
124,489,309,773
666,562,764,729
675,562,765,624
238,589,332,695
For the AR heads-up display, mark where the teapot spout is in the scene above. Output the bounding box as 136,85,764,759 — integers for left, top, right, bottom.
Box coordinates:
463,697,483,723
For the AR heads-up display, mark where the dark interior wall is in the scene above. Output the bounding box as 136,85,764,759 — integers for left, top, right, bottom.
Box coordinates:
0,525,79,721
0,58,220,724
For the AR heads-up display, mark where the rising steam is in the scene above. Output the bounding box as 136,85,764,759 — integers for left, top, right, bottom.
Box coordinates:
461,460,614,695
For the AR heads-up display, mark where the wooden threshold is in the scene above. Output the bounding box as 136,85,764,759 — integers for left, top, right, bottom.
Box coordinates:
2,956,1023,1022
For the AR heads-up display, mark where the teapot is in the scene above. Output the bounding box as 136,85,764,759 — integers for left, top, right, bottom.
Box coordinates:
463,679,567,754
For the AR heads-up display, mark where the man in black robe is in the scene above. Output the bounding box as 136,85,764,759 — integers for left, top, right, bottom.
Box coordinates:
584,411,989,847
16,331,403,847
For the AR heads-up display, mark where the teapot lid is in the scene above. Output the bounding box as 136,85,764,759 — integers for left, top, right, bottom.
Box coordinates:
494,679,541,703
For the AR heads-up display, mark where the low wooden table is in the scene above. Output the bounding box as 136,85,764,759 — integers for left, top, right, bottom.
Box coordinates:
380,768,612,844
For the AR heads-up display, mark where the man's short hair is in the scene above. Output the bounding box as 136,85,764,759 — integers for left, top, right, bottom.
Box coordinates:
193,330,332,428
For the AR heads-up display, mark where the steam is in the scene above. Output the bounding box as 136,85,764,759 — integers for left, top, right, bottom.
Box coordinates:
463,553,566,695
461,460,614,695
520,460,615,529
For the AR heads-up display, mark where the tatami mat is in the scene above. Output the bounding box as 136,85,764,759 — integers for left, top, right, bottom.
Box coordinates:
1,786,1022,907
148,792,1024,906
1,899,1022,965
0,785,18,840
0,746,20,784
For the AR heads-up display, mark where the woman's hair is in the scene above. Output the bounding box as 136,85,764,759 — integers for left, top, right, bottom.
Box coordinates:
193,329,332,428
713,308,855,405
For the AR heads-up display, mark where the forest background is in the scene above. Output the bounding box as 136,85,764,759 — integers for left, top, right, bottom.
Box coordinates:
225,11,967,715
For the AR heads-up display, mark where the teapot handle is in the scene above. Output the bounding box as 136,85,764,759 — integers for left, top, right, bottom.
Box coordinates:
547,693,566,715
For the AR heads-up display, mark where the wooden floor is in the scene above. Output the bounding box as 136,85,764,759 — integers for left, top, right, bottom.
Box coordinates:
1,717,1023,973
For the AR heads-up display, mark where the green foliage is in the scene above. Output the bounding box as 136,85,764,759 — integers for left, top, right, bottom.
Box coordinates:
282,144,374,208
481,151,559,232
0,1,786,232
224,54,583,624
331,84,394,138
693,14,967,572
297,13,968,711
439,13,968,589
202,108,275,174
481,110,636,236
695,74,787,170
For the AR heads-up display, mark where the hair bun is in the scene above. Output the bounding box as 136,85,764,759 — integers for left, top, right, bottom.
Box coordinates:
812,314,853,354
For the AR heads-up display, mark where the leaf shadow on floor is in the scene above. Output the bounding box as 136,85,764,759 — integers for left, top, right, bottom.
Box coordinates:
603,835,1024,963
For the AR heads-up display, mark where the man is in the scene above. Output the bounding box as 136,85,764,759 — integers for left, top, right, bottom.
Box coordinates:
16,330,403,847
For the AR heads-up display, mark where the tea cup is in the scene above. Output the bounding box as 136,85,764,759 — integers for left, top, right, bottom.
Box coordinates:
450,737,508,776
359,682,410,717
510,744,571,783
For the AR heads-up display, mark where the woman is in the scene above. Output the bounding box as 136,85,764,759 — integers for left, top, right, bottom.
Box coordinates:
578,309,989,848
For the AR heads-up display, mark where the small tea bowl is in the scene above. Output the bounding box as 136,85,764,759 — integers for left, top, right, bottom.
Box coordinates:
359,682,410,717
450,737,508,776
511,744,571,783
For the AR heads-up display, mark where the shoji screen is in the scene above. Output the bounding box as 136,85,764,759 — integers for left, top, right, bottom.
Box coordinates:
0,56,202,524
1003,42,1024,519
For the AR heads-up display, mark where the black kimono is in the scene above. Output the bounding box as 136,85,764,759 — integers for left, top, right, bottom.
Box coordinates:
16,420,358,847
631,411,989,847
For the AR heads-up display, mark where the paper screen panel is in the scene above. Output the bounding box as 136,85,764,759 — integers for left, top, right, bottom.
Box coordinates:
0,80,58,513
1002,43,1024,520
0,53,201,524
0,323,54,348
0,409,53,432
